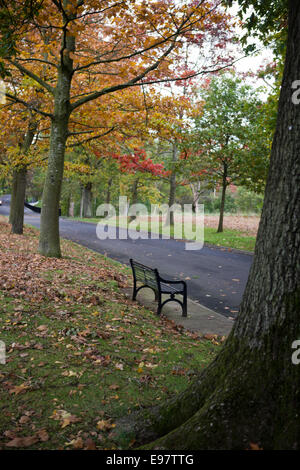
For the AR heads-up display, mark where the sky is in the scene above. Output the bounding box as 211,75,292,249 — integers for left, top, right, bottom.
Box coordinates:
228,4,275,90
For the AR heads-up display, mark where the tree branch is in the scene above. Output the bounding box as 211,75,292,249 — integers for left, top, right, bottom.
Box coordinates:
7,59,55,94
74,1,207,72
71,36,179,111
67,126,116,148
5,92,53,119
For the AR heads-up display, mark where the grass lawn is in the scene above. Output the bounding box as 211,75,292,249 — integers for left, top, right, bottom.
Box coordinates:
0,221,221,450
203,227,255,252
71,214,256,252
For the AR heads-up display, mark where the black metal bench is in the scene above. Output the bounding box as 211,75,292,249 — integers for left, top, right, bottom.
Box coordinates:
130,258,187,317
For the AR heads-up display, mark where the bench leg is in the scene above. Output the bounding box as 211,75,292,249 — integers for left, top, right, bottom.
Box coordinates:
157,295,162,315
132,282,137,301
182,292,187,317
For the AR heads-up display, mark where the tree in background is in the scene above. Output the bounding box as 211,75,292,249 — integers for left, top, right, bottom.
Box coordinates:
143,82,207,226
0,98,46,233
192,74,270,232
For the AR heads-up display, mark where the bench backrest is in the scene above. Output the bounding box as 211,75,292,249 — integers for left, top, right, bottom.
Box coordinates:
130,259,159,290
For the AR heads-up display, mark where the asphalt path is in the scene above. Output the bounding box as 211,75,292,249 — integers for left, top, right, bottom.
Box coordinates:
0,195,253,318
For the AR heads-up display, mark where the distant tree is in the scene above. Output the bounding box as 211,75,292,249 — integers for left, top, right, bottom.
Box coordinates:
192,74,270,232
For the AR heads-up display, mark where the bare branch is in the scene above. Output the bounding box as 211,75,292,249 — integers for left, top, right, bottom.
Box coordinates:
16,57,58,68
67,126,116,148
5,92,53,119
7,59,55,94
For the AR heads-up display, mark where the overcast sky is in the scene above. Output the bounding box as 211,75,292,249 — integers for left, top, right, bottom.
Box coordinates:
228,3,275,90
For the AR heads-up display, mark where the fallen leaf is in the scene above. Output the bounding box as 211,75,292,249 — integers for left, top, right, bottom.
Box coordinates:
9,383,30,395
36,429,49,442
68,437,84,449
19,415,30,424
109,384,119,390
6,436,39,448
84,438,97,450
96,420,115,431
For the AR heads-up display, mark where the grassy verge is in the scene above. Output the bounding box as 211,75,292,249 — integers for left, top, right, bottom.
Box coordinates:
203,227,255,252
69,215,256,252
0,221,221,450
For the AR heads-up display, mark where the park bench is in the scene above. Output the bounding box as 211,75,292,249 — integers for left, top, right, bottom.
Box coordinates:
130,258,187,317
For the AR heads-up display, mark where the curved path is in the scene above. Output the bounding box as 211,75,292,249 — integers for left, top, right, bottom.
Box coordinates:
0,195,253,318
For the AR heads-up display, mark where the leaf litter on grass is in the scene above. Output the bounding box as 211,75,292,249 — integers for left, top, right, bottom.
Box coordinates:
0,221,221,450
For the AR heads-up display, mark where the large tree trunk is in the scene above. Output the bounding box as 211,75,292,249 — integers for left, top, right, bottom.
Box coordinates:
9,119,38,234
217,161,228,233
80,182,92,218
116,1,300,450
39,28,75,258
39,115,69,257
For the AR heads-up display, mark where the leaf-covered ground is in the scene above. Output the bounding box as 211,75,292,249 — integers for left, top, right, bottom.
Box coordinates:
204,215,259,237
0,222,221,450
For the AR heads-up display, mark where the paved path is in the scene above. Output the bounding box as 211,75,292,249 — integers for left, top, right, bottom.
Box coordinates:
0,196,253,320
123,287,234,336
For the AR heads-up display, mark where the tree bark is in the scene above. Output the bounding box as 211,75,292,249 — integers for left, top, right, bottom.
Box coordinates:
116,1,300,450
217,161,228,233
39,115,69,257
165,143,178,226
106,178,113,204
80,182,92,218
69,200,75,217
39,23,75,257
190,181,201,213
9,167,27,234
9,119,38,234
129,178,139,222
131,178,139,206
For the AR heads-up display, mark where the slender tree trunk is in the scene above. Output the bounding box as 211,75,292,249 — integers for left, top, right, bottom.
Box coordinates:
129,178,139,222
80,182,92,218
39,26,75,257
9,167,27,234
165,143,177,226
65,193,71,217
106,178,113,204
69,200,75,217
190,181,201,213
116,1,300,450
217,161,228,233
131,178,139,206
9,119,38,234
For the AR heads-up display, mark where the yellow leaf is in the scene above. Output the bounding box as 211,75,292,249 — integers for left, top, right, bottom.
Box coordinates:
96,420,115,431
